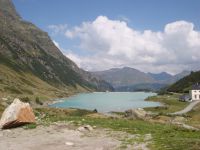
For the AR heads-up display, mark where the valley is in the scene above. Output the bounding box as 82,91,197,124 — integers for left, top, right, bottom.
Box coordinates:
0,0,200,150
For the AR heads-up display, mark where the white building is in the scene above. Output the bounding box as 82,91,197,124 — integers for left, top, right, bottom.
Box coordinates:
189,83,200,101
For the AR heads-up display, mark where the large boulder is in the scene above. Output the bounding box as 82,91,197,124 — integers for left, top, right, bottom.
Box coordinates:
0,98,35,129
125,108,148,120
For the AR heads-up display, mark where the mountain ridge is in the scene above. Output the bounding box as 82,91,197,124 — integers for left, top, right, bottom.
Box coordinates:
0,0,113,99
93,67,190,91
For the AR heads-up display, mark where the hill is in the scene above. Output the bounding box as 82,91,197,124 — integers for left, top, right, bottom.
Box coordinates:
0,0,113,100
167,71,200,93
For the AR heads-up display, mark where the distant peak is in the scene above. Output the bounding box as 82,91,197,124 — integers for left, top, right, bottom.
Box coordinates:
122,67,137,70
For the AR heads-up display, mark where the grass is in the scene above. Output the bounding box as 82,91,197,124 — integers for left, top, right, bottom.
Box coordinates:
23,123,37,129
0,64,93,106
145,94,189,114
34,107,200,150
0,104,4,116
186,103,200,128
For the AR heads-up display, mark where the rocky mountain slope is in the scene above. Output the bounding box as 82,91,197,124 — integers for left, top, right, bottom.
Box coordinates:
0,0,113,99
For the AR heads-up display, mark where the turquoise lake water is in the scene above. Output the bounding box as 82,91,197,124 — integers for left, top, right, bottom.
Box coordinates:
51,92,161,113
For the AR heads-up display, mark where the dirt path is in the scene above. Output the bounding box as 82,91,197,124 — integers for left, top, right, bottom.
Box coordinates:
171,101,200,115
0,122,151,150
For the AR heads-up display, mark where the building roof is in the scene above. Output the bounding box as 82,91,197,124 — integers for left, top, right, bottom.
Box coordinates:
192,83,200,90
179,94,191,101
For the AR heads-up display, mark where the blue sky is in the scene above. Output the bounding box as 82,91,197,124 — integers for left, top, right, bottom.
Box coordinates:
12,0,200,74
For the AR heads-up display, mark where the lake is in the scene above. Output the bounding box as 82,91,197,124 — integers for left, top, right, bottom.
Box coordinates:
51,92,161,113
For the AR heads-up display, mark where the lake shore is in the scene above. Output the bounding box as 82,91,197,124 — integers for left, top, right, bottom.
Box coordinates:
50,92,160,113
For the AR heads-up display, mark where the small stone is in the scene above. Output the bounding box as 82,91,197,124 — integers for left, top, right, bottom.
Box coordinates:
77,126,85,132
85,125,93,131
2,98,8,101
77,125,93,132
5,129,12,133
65,142,74,146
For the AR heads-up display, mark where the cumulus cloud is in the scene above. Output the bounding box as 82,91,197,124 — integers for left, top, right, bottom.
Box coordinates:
63,16,200,74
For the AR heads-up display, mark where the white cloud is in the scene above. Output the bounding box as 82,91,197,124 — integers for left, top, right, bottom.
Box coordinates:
48,24,68,35
63,16,200,74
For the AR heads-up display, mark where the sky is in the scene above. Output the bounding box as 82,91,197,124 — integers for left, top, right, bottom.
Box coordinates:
12,0,200,74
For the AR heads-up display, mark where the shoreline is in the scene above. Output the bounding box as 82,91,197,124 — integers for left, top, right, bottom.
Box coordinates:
47,91,160,114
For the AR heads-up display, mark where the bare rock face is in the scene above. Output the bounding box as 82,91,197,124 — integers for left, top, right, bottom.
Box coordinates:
0,98,35,129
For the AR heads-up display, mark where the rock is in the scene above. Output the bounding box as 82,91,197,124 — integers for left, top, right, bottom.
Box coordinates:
65,142,74,146
173,122,199,131
125,108,147,120
0,98,35,129
77,125,93,132
181,124,199,131
144,134,152,141
2,98,8,101
171,116,187,124
93,109,98,113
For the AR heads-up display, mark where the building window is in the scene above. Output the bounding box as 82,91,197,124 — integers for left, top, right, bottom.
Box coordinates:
199,95,200,99
195,95,197,99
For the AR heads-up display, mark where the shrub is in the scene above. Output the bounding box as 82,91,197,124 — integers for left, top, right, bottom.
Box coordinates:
35,97,43,105
23,123,37,129
21,97,30,103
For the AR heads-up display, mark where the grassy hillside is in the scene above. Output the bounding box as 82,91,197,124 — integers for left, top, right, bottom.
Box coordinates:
0,64,91,103
167,71,200,93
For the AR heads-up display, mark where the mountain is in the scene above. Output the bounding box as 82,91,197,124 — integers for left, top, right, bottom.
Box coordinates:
148,72,173,82
173,70,191,81
93,67,190,92
0,0,113,99
115,83,167,92
148,71,190,84
167,71,199,93
93,67,156,88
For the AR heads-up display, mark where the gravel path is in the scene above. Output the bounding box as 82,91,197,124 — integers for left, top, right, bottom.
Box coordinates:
0,122,151,150
171,100,200,115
